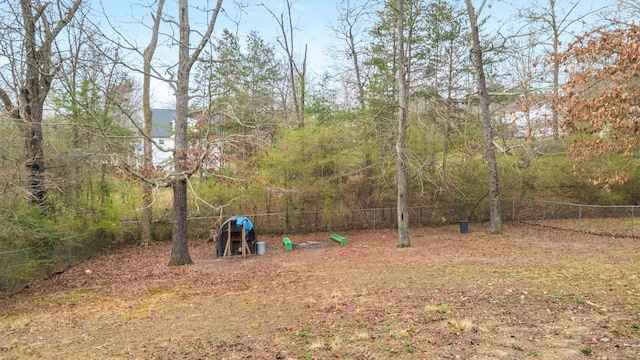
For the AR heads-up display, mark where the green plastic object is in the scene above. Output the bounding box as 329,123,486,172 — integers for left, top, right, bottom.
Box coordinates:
330,233,346,246
283,237,292,251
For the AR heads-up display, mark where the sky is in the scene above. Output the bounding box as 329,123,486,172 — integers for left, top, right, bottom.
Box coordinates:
95,0,612,108
98,0,340,107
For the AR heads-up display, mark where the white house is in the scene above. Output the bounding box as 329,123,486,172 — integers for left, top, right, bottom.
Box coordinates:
135,108,175,168
134,109,224,170
502,104,555,139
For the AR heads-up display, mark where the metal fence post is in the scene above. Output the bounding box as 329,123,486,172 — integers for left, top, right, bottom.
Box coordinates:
373,209,376,230
18,250,23,289
632,206,635,238
578,205,582,231
283,212,287,234
67,240,72,266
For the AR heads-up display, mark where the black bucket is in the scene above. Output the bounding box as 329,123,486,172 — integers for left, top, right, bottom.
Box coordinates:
459,220,469,234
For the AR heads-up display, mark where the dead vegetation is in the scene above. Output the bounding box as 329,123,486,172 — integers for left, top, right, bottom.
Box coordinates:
1,223,639,359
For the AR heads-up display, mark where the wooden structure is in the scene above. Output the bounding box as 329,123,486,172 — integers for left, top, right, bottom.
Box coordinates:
223,224,251,257
215,216,257,257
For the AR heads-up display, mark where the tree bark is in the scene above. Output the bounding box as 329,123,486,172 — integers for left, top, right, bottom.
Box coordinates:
15,0,82,204
169,0,194,266
396,0,410,247
349,28,366,109
141,0,165,246
169,0,223,266
21,0,48,204
550,0,560,141
465,0,503,234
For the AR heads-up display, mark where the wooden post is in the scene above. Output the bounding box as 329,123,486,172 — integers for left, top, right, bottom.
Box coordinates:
241,224,251,257
223,224,232,257
222,221,251,258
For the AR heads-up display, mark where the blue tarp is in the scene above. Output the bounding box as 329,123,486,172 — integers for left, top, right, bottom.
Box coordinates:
235,216,253,238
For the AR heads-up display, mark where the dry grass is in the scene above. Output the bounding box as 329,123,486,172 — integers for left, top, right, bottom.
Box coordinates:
1,223,640,359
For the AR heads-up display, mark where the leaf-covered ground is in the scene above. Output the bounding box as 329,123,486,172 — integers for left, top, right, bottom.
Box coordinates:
1,222,639,359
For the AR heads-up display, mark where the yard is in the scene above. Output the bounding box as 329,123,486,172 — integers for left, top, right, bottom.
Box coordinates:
1,222,639,359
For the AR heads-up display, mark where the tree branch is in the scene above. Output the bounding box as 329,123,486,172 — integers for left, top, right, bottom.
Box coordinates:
188,0,223,68
0,87,21,119
41,0,83,52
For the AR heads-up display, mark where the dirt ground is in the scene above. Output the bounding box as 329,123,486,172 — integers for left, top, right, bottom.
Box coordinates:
1,222,639,359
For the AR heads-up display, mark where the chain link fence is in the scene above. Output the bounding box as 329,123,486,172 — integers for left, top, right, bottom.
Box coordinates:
0,232,133,297
2,199,638,297
185,202,489,237
514,199,638,238
180,199,640,240
0,246,38,296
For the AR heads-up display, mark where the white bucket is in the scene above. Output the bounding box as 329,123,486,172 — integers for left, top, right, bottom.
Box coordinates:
256,241,266,255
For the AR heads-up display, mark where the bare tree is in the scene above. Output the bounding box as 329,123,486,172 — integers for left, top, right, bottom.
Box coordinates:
610,0,640,24
0,0,83,204
169,0,224,266
51,8,143,209
330,0,373,110
141,0,165,246
263,0,306,126
465,0,502,234
396,0,410,247
91,0,227,250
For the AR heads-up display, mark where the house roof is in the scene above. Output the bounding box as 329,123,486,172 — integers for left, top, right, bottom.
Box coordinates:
151,109,175,137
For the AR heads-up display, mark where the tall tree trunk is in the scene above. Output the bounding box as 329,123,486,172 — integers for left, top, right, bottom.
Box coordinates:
465,0,503,234
21,0,46,204
349,30,366,110
550,0,560,141
141,0,165,246
300,44,307,125
169,0,194,266
169,0,223,266
13,0,83,204
442,43,455,198
396,0,410,247
23,108,46,203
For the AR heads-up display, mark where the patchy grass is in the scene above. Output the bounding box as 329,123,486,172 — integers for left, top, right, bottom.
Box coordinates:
424,302,451,314
1,223,640,359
